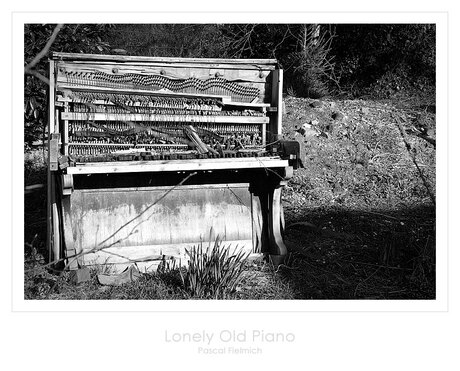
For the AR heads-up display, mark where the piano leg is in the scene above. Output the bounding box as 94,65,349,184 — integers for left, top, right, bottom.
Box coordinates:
58,174,79,270
61,196,79,270
267,181,288,265
251,179,288,266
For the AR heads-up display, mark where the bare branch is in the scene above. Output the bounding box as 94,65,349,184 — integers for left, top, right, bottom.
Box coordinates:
24,69,49,85
394,114,436,206
24,23,63,71
271,27,290,58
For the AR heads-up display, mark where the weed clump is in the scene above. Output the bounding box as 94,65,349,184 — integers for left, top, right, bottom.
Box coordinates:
179,238,249,299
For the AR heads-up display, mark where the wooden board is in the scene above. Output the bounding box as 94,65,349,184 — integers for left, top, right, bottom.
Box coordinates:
52,52,278,67
61,112,269,124
66,157,289,175
56,62,273,84
270,69,283,137
65,184,254,257
83,252,263,274
82,240,254,266
55,60,274,103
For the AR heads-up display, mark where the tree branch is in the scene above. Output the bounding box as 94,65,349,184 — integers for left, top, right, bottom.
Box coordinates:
24,23,63,85
25,69,49,85
24,23,63,71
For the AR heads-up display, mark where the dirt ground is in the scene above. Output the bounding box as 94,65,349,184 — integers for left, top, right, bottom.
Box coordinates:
24,95,436,300
278,95,435,299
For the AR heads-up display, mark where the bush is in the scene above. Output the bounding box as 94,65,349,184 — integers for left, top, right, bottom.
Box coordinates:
331,24,435,97
179,238,249,299
283,26,336,98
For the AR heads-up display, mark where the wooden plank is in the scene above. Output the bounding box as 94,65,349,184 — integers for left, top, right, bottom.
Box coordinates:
58,60,276,71
51,202,60,262
270,69,283,138
261,123,267,146
66,157,289,175
52,52,278,66
55,63,271,103
54,109,59,133
47,61,55,262
251,195,263,254
48,61,56,135
56,62,272,83
46,170,52,262
83,240,255,273
267,184,287,256
49,134,60,171
68,185,253,251
61,112,269,124
47,172,55,263
83,252,264,273
82,240,254,266
47,62,60,260
61,196,79,270
76,183,250,193
63,102,69,156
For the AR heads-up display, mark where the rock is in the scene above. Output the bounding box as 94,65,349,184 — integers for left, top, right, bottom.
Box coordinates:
70,267,91,284
309,100,322,108
331,112,344,120
111,48,128,55
97,265,142,286
323,122,334,134
361,107,370,115
296,123,319,139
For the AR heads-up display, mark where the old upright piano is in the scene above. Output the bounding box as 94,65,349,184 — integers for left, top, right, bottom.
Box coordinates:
47,52,298,272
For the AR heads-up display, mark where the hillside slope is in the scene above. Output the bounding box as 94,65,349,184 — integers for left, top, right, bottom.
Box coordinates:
279,96,436,299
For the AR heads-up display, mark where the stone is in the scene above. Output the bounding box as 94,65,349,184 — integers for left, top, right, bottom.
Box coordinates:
331,112,344,120
97,265,142,286
296,123,319,139
70,266,91,284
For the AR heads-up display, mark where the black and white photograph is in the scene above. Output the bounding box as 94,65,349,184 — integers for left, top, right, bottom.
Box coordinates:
4,6,457,371
23,23,437,300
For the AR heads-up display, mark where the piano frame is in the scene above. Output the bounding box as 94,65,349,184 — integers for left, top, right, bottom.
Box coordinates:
47,52,293,272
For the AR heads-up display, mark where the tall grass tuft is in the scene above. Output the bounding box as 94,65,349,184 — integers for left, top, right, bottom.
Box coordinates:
180,238,249,299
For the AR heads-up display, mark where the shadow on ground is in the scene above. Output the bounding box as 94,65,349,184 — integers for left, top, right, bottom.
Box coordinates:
279,204,435,299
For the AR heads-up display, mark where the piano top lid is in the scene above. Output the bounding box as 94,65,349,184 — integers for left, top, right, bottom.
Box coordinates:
50,52,279,69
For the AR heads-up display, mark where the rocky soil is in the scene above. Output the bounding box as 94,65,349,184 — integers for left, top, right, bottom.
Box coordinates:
278,95,436,299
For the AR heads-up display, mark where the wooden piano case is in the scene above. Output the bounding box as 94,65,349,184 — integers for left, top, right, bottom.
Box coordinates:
47,53,293,272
